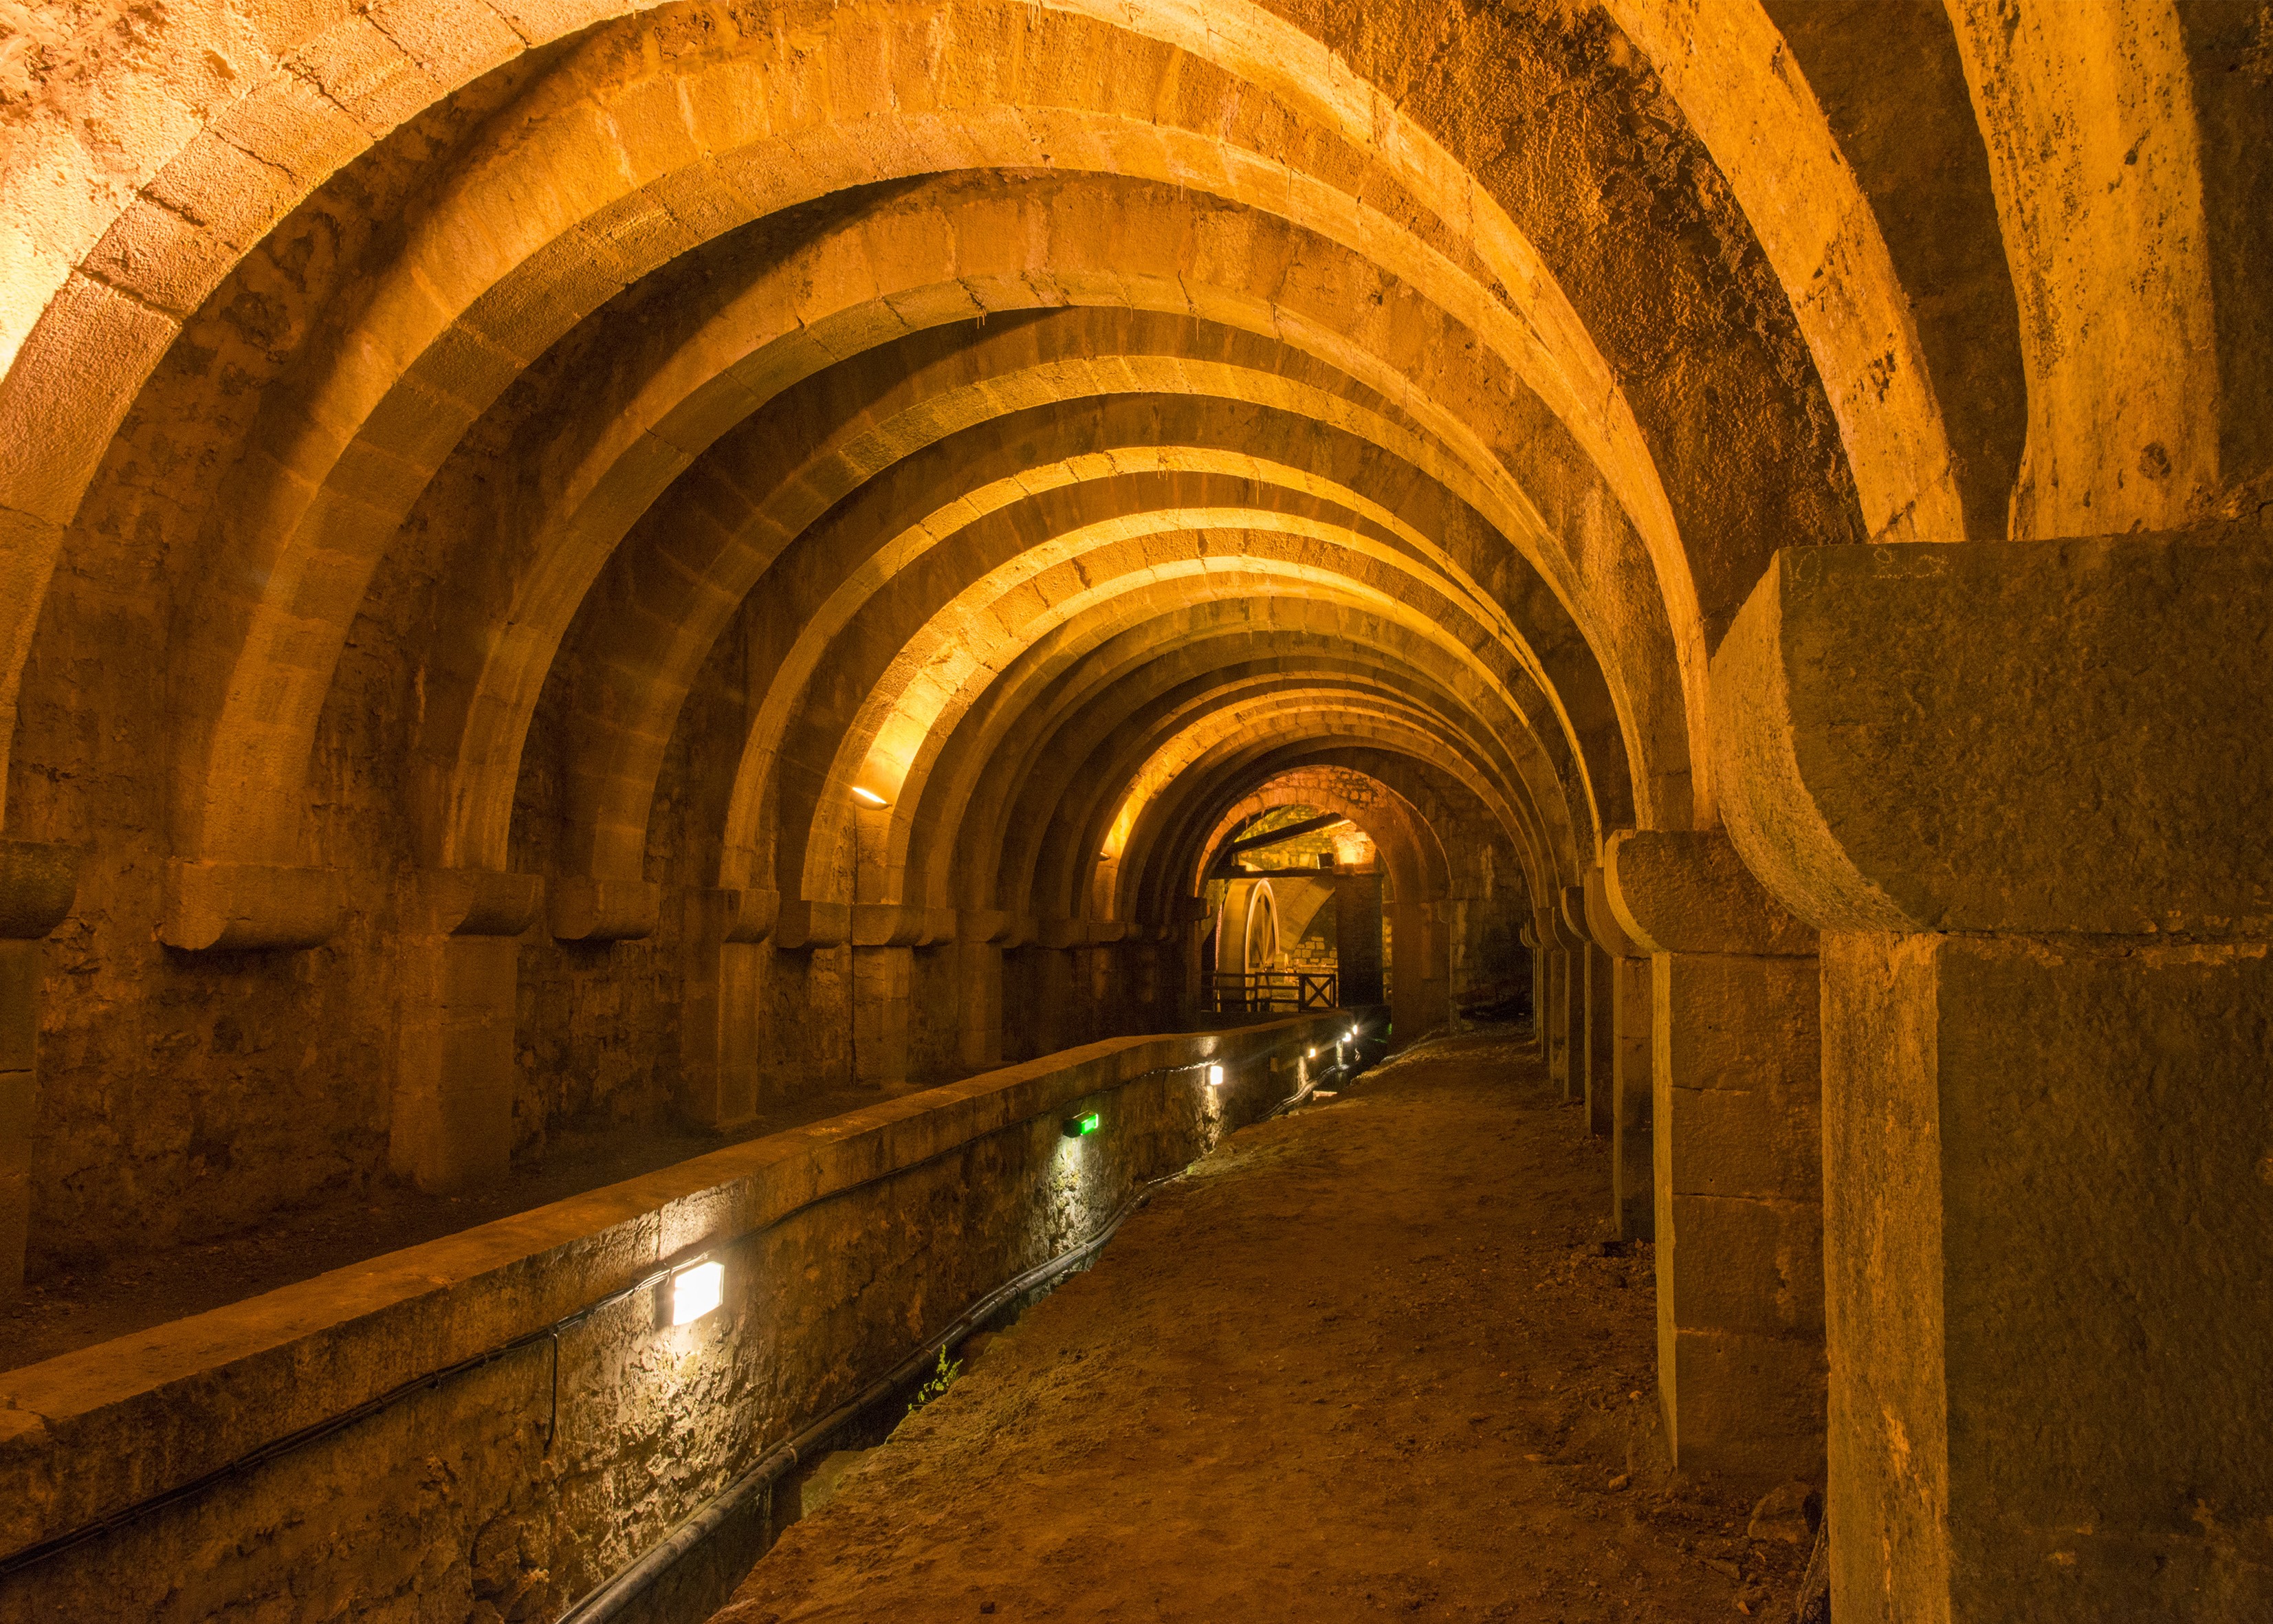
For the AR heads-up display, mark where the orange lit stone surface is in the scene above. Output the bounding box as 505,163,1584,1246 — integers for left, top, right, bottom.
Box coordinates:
0,2,2267,1618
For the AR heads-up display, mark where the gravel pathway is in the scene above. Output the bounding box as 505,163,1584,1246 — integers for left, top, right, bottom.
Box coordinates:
716,1027,1812,1622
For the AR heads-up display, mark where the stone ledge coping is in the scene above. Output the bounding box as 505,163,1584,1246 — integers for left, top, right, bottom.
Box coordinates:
0,1018,1338,1557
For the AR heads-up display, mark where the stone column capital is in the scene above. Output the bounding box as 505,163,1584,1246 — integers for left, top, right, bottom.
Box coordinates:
851,903,925,947
958,908,1012,944
773,899,850,950
1552,886,1594,951
548,876,659,941
1580,864,1640,958
1603,830,1814,957
162,859,340,950
683,886,778,944
1712,536,2272,936
0,840,77,940
410,868,542,937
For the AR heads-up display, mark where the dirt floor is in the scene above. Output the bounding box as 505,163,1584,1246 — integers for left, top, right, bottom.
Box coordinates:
716,1027,1816,1623
1,1080,932,1372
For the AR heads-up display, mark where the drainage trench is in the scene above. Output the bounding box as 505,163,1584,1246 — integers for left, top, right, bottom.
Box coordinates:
564,1020,1384,1624
0,1016,1381,1621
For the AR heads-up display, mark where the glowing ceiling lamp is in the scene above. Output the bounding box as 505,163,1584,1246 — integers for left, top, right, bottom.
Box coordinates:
671,1260,725,1326
850,785,889,808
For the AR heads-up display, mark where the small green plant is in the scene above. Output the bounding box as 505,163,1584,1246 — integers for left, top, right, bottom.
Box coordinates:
907,1343,961,1414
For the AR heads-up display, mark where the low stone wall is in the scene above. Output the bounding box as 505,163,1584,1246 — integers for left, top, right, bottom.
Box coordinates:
0,1016,1346,1623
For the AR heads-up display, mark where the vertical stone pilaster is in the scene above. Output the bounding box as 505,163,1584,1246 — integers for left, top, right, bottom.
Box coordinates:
1546,903,1590,1101
1607,832,1823,1493
1584,866,1655,1240
392,870,542,1193
0,842,78,1297
677,888,774,1129
1610,954,1654,1238
1652,950,1824,1484
1519,921,1544,1038
1389,899,1448,1038
850,945,912,1086
1023,947,1072,1057
1335,870,1385,1006
1816,934,2273,1621
1537,910,1573,1093
1566,885,1614,1138
955,939,1002,1071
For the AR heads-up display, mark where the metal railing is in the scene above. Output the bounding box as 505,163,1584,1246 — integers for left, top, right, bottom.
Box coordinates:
1209,969,1339,1013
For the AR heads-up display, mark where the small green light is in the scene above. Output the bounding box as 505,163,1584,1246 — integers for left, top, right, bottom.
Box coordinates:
1064,1110,1100,1138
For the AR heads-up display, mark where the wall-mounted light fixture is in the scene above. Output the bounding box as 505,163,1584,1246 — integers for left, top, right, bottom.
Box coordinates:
850,784,889,808
1207,1064,1225,1087
671,1260,725,1326
1063,1110,1101,1138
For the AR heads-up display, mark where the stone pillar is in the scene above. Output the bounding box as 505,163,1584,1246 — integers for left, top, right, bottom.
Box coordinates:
1174,899,1211,1020
1534,910,1570,1093
848,903,956,1086
0,841,76,1299
1387,899,1448,1038
678,888,776,1129
1027,947,1073,1057
1334,870,1385,1005
850,946,911,1085
1519,921,1544,1040
393,870,543,1193
954,937,1002,1071
1605,830,1822,1494
1563,885,1614,1138
1583,865,1654,1241
1588,942,1614,1134
1545,903,1589,1102
1714,536,2273,1621
763,901,853,1094
1427,902,1453,1029
1081,940,1117,1041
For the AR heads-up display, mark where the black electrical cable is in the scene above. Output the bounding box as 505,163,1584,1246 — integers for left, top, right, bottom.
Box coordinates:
0,1023,1340,1585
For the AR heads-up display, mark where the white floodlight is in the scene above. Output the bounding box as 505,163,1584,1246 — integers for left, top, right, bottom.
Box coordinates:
1207,1064,1225,1087
672,1260,725,1326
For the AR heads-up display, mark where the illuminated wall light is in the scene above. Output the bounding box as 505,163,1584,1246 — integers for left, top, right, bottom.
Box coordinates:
672,1260,725,1326
849,784,889,807
1207,1064,1225,1087
1063,1110,1101,1138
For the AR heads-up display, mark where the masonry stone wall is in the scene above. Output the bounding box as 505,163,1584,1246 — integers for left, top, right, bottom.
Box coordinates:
0,1017,1339,1623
